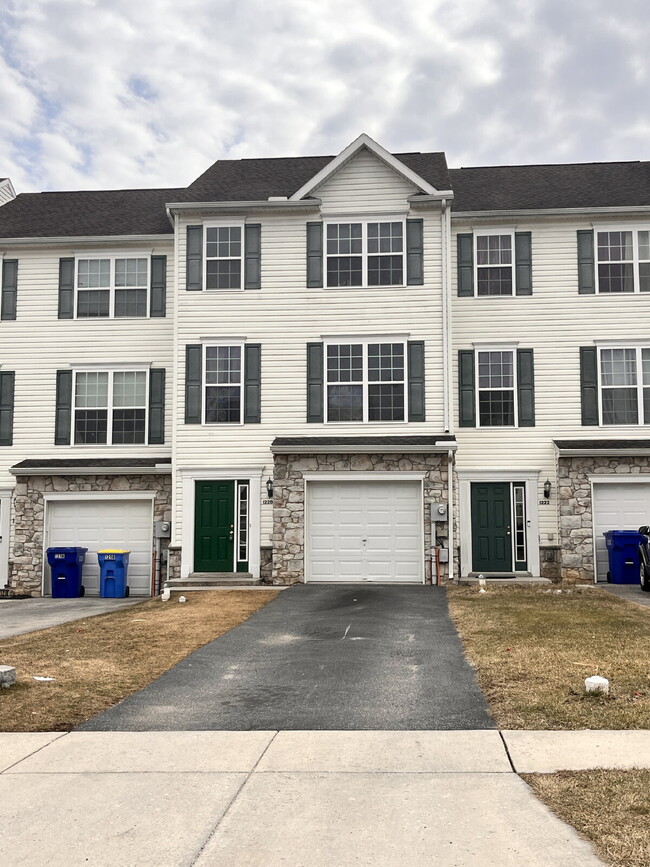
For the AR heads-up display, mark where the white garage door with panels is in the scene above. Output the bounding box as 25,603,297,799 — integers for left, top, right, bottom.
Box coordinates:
307,478,423,583
592,481,650,581
45,497,153,596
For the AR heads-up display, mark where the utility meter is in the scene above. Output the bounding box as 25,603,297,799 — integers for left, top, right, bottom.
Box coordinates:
430,503,448,522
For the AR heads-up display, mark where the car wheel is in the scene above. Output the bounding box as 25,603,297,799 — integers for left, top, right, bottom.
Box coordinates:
640,560,650,592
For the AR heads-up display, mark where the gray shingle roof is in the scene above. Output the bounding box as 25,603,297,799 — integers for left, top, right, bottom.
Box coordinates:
554,439,650,451
11,457,171,472
0,187,184,239
185,152,451,202
449,161,650,211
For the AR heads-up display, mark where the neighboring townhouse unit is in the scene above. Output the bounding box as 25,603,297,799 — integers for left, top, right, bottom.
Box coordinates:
1,134,649,595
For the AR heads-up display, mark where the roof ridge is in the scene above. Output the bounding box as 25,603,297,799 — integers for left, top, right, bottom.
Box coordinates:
450,160,646,171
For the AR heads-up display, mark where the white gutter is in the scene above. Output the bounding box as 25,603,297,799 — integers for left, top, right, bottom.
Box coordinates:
11,465,172,476
0,234,172,246
555,448,650,457
166,200,321,213
451,205,650,220
408,191,455,203
271,441,457,455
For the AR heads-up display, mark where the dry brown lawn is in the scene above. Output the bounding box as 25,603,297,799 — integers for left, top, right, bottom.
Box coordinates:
0,590,278,732
524,770,650,867
446,585,650,729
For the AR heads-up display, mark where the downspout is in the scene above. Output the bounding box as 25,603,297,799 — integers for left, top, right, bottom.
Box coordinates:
167,210,180,585
441,198,455,582
447,449,454,582
440,199,450,432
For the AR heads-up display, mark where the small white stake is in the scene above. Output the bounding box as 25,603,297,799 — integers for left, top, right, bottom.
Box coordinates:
585,675,609,695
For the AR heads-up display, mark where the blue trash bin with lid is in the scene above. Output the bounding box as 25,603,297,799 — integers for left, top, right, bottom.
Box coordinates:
46,547,87,598
98,550,130,598
603,530,644,584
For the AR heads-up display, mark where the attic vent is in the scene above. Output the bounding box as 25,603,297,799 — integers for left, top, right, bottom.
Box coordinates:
268,196,288,201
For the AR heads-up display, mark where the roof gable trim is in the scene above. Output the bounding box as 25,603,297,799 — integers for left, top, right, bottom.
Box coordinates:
289,133,439,201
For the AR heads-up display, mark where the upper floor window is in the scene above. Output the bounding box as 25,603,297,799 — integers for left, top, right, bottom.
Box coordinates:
205,226,242,289
204,345,243,423
76,257,149,317
457,231,532,297
186,224,261,292
458,346,535,428
599,347,650,424
74,369,147,444
475,234,513,296
476,349,515,425
596,230,650,293
325,339,406,422
325,221,405,288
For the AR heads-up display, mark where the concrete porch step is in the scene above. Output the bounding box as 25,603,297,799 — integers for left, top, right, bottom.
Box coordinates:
459,575,552,585
164,573,262,590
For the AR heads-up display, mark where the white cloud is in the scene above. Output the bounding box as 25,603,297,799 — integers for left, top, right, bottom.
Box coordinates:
1,0,650,192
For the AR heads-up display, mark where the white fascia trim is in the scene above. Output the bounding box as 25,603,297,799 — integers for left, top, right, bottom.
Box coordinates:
15,466,171,476
43,491,157,500
471,340,520,348
555,447,650,457
321,332,409,342
302,472,426,481
408,192,455,204
451,206,650,220
66,362,152,370
290,133,439,201
199,336,247,344
272,443,457,454
588,474,650,483
0,179,16,199
167,200,321,212
456,469,542,481
180,468,263,579
0,235,171,246
73,247,153,257
593,338,650,347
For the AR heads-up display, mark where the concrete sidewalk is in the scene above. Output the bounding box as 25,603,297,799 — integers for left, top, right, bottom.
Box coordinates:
0,596,142,639
4,729,646,866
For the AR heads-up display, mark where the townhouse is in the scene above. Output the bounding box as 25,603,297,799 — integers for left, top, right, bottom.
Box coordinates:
1,134,649,596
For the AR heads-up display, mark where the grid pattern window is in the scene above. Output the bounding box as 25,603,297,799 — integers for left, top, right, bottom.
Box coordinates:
204,346,242,423
475,234,513,296
326,221,404,288
237,483,249,563
74,370,147,445
596,230,650,293
477,350,516,426
205,226,242,290
326,341,406,422
599,347,650,425
76,257,148,317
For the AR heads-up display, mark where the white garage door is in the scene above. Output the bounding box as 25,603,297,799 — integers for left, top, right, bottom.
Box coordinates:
592,483,650,581
307,480,422,583
45,499,153,596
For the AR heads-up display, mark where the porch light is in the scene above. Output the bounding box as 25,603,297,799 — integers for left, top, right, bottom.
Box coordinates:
266,477,274,498
543,478,552,499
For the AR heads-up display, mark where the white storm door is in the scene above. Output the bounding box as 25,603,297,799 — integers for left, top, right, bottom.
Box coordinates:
308,480,422,583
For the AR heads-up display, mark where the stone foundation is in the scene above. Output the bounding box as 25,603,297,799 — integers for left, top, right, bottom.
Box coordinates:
260,545,273,582
558,456,650,582
10,474,172,596
272,453,448,584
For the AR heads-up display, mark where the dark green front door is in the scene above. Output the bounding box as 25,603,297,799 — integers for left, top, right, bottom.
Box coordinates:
471,482,512,572
194,481,234,572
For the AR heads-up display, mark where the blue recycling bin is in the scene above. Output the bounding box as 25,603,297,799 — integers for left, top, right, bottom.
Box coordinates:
603,530,644,584
98,550,130,598
46,547,87,598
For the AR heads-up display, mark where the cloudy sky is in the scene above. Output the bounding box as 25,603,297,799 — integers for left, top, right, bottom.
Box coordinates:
2,0,650,193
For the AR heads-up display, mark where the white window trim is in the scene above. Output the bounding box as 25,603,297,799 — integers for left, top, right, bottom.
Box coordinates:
594,225,650,294
474,345,519,429
72,368,149,447
202,340,245,426
202,220,246,292
323,217,407,289
473,229,515,297
596,345,650,427
74,253,150,319
323,335,409,424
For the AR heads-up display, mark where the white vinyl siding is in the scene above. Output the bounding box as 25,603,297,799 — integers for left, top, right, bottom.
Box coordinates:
316,149,418,214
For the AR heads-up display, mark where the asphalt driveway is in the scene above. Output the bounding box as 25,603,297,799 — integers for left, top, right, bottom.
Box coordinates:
0,596,141,639
79,585,494,731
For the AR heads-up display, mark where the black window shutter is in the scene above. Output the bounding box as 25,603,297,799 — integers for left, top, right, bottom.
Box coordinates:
150,255,167,317
515,232,532,296
243,344,262,423
0,371,15,446
406,219,424,286
244,224,261,290
148,368,165,444
306,342,324,422
577,230,595,294
407,341,425,421
458,350,476,427
457,234,474,296
517,349,535,426
58,258,75,319
55,370,73,444
1,259,17,320
185,345,203,423
306,223,323,288
186,226,203,291
580,347,599,425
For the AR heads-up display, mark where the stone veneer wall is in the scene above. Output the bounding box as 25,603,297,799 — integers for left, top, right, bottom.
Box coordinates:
272,453,448,585
10,474,172,596
558,456,650,582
